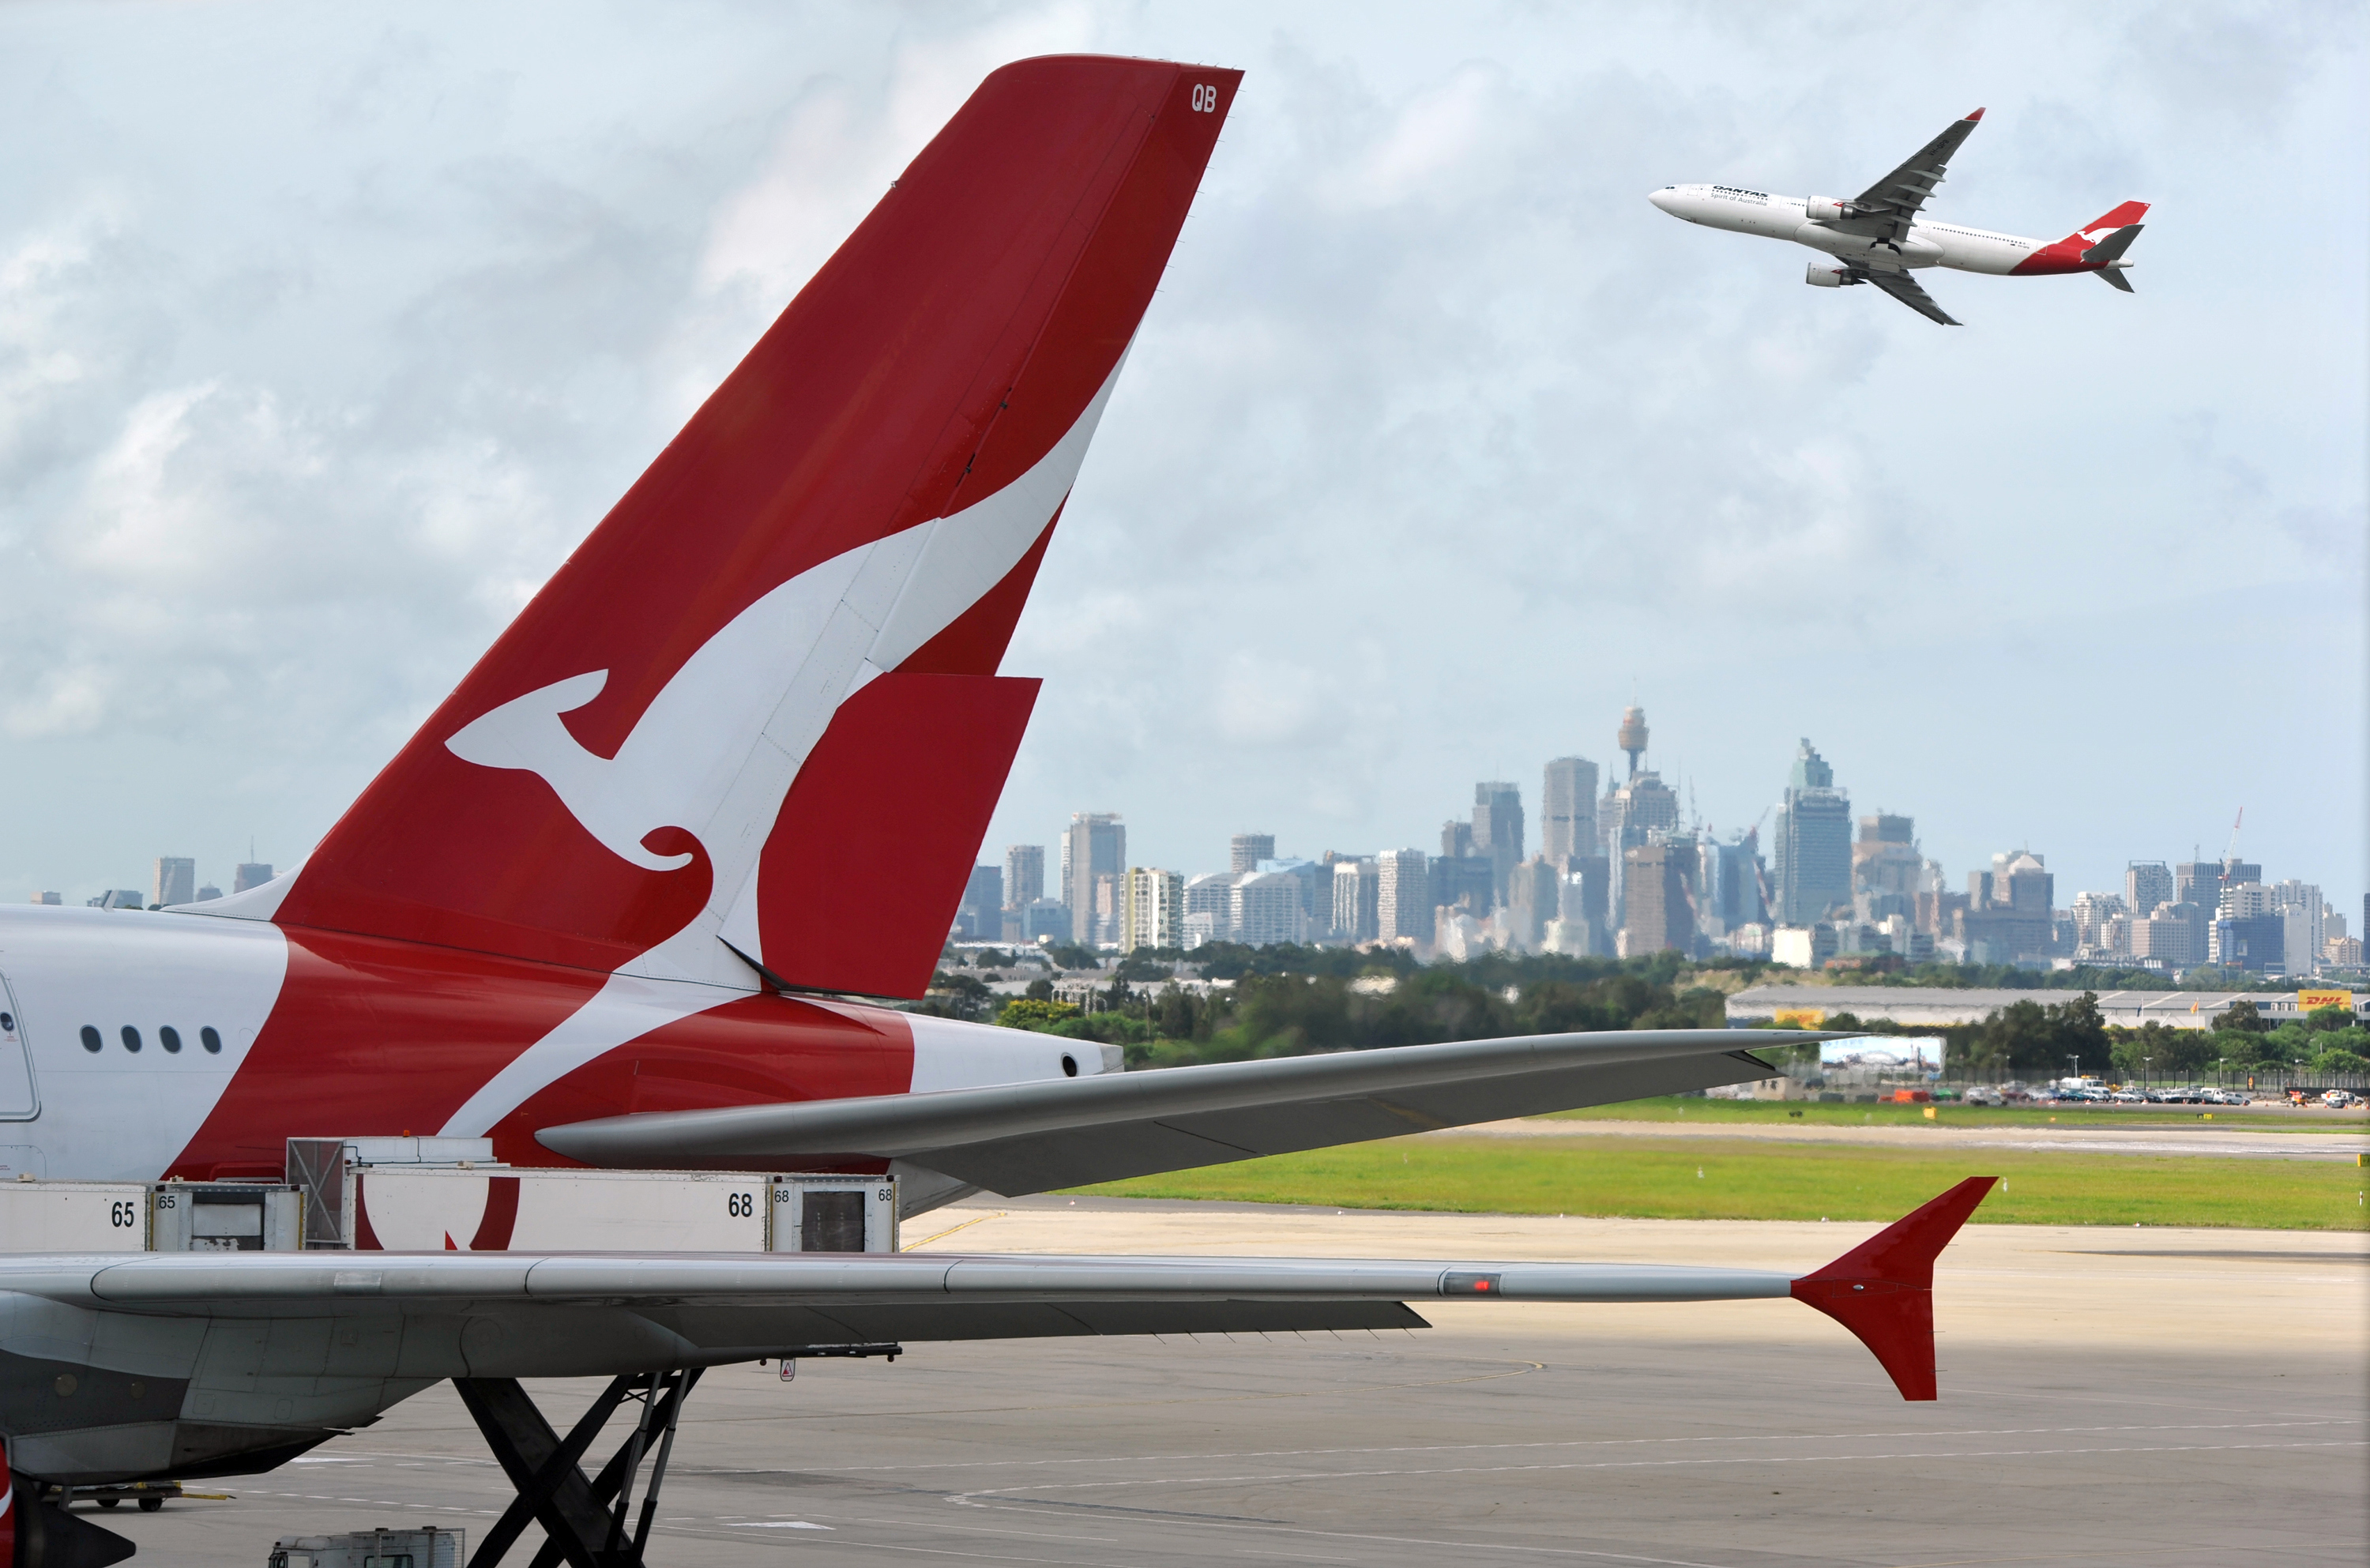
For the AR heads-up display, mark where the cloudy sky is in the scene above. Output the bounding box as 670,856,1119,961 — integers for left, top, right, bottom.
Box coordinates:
2,0,2361,921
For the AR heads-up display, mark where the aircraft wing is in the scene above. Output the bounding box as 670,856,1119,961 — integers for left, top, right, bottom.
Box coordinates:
537,1028,1809,1207
3,1178,1996,1405
1859,265,1962,326
1852,108,1984,243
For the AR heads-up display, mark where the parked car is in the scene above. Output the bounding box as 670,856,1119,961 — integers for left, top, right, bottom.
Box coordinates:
2321,1089,2361,1109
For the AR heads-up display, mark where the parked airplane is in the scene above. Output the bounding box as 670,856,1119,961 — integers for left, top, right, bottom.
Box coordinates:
1650,109,2148,324
0,55,1992,1565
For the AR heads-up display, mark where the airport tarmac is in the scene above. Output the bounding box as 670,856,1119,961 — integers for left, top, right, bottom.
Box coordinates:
86,1198,2366,1566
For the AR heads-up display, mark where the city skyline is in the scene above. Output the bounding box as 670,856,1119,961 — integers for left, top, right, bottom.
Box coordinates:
979,700,2351,979
0,6,2360,927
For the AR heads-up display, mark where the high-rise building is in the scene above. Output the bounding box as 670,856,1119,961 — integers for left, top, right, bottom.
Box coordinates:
88,890,145,909
2173,860,2220,917
1229,833,1275,875
1505,855,1561,949
1330,858,1379,943
1440,820,1477,859
2270,881,2325,978
1772,739,1850,926
1559,854,1611,953
1231,871,1305,947
194,885,221,903
232,863,274,895
2126,861,2174,916
1430,854,1495,916
1061,814,1124,942
28,892,62,906
1119,867,1184,953
1540,758,1600,867
1184,873,1236,941
1375,849,1430,942
1601,771,1680,921
956,865,1003,940
1471,782,1524,904
1004,844,1045,910
1850,814,1920,897
1621,843,1693,955
1255,858,1325,929
1698,829,1766,936
1961,851,2054,962
152,858,195,908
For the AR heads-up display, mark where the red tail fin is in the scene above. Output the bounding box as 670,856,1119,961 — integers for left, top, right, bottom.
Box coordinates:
2066,200,2150,242
1790,1177,1996,1401
217,58,1239,995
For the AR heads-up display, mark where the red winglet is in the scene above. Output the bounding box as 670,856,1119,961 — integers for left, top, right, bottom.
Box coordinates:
1789,1177,1996,1401
1966,107,1984,122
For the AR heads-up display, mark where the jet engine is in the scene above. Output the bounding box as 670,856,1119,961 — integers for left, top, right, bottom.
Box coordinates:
1805,262,1855,288
1802,196,1857,224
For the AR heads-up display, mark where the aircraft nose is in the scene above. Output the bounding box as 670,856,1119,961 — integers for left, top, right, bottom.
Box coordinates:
1648,187,1678,215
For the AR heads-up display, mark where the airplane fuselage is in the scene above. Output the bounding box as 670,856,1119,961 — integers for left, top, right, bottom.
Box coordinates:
1649,184,2118,278
0,903,1096,1191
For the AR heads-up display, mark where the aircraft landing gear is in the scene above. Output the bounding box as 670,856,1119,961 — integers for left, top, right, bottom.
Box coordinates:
451,1368,701,1568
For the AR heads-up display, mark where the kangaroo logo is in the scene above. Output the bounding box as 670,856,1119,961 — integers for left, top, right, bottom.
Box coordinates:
442,356,1126,892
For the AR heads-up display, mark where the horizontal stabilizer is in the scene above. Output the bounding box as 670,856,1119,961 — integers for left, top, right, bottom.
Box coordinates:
539,1029,1818,1200
1789,1175,1996,1400
2098,268,2135,293
2082,223,2143,264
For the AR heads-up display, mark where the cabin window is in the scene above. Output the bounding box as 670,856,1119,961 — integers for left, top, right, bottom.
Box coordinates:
120,1026,141,1053
81,1026,101,1052
201,1026,223,1055
160,1026,182,1054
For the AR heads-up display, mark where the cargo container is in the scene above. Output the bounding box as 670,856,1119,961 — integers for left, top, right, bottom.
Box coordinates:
269,1525,463,1567
0,1178,151,1251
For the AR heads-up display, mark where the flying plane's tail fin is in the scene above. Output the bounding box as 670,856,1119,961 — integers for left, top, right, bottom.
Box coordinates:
210,57,1239,998
1790,1177,1996,1401
2097,267,2135,293
2065,201,2150,243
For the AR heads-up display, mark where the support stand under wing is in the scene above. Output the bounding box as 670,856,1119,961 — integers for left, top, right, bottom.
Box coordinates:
453,1369,701,1568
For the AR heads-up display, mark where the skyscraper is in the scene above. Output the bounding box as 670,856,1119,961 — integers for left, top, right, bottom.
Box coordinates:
1184,873,1237,944
957,865,1003,940
1772,739,1851,925
1004,844,1045,910
1540,757,1599,866
1375,849,1430,942
1505,855,1560,949
1621,843,1693,955
2126,861,2174,917
232,863,274,894
152,858,195,908
1061,814,1124,943
1560,854,1611,953
1231,871,1305,947
1330,858,1379,943
1601,770,1679,924
1471,782,1523,904
1119,867,1184,953
1229,833,1275,874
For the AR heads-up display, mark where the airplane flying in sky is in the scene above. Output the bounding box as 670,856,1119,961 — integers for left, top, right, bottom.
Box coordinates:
0,56,1992,1565
1650,109,2148,324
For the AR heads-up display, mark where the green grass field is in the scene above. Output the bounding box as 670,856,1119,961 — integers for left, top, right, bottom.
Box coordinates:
1540,1096,2365,1134
1070,1136,2370,1230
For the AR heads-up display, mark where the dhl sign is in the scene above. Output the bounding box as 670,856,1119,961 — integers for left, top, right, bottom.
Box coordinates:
2297,990,2354,1014
1774,1007,1826,1028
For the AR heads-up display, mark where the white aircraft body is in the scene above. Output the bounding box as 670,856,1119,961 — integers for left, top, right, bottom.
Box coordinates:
1650,109,2148,324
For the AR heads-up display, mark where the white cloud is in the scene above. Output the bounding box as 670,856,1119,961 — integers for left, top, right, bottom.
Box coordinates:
0,0,2358,914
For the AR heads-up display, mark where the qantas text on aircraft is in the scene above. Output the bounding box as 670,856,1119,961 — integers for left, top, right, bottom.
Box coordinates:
1650,108,2148,324
0,55,1993,1565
